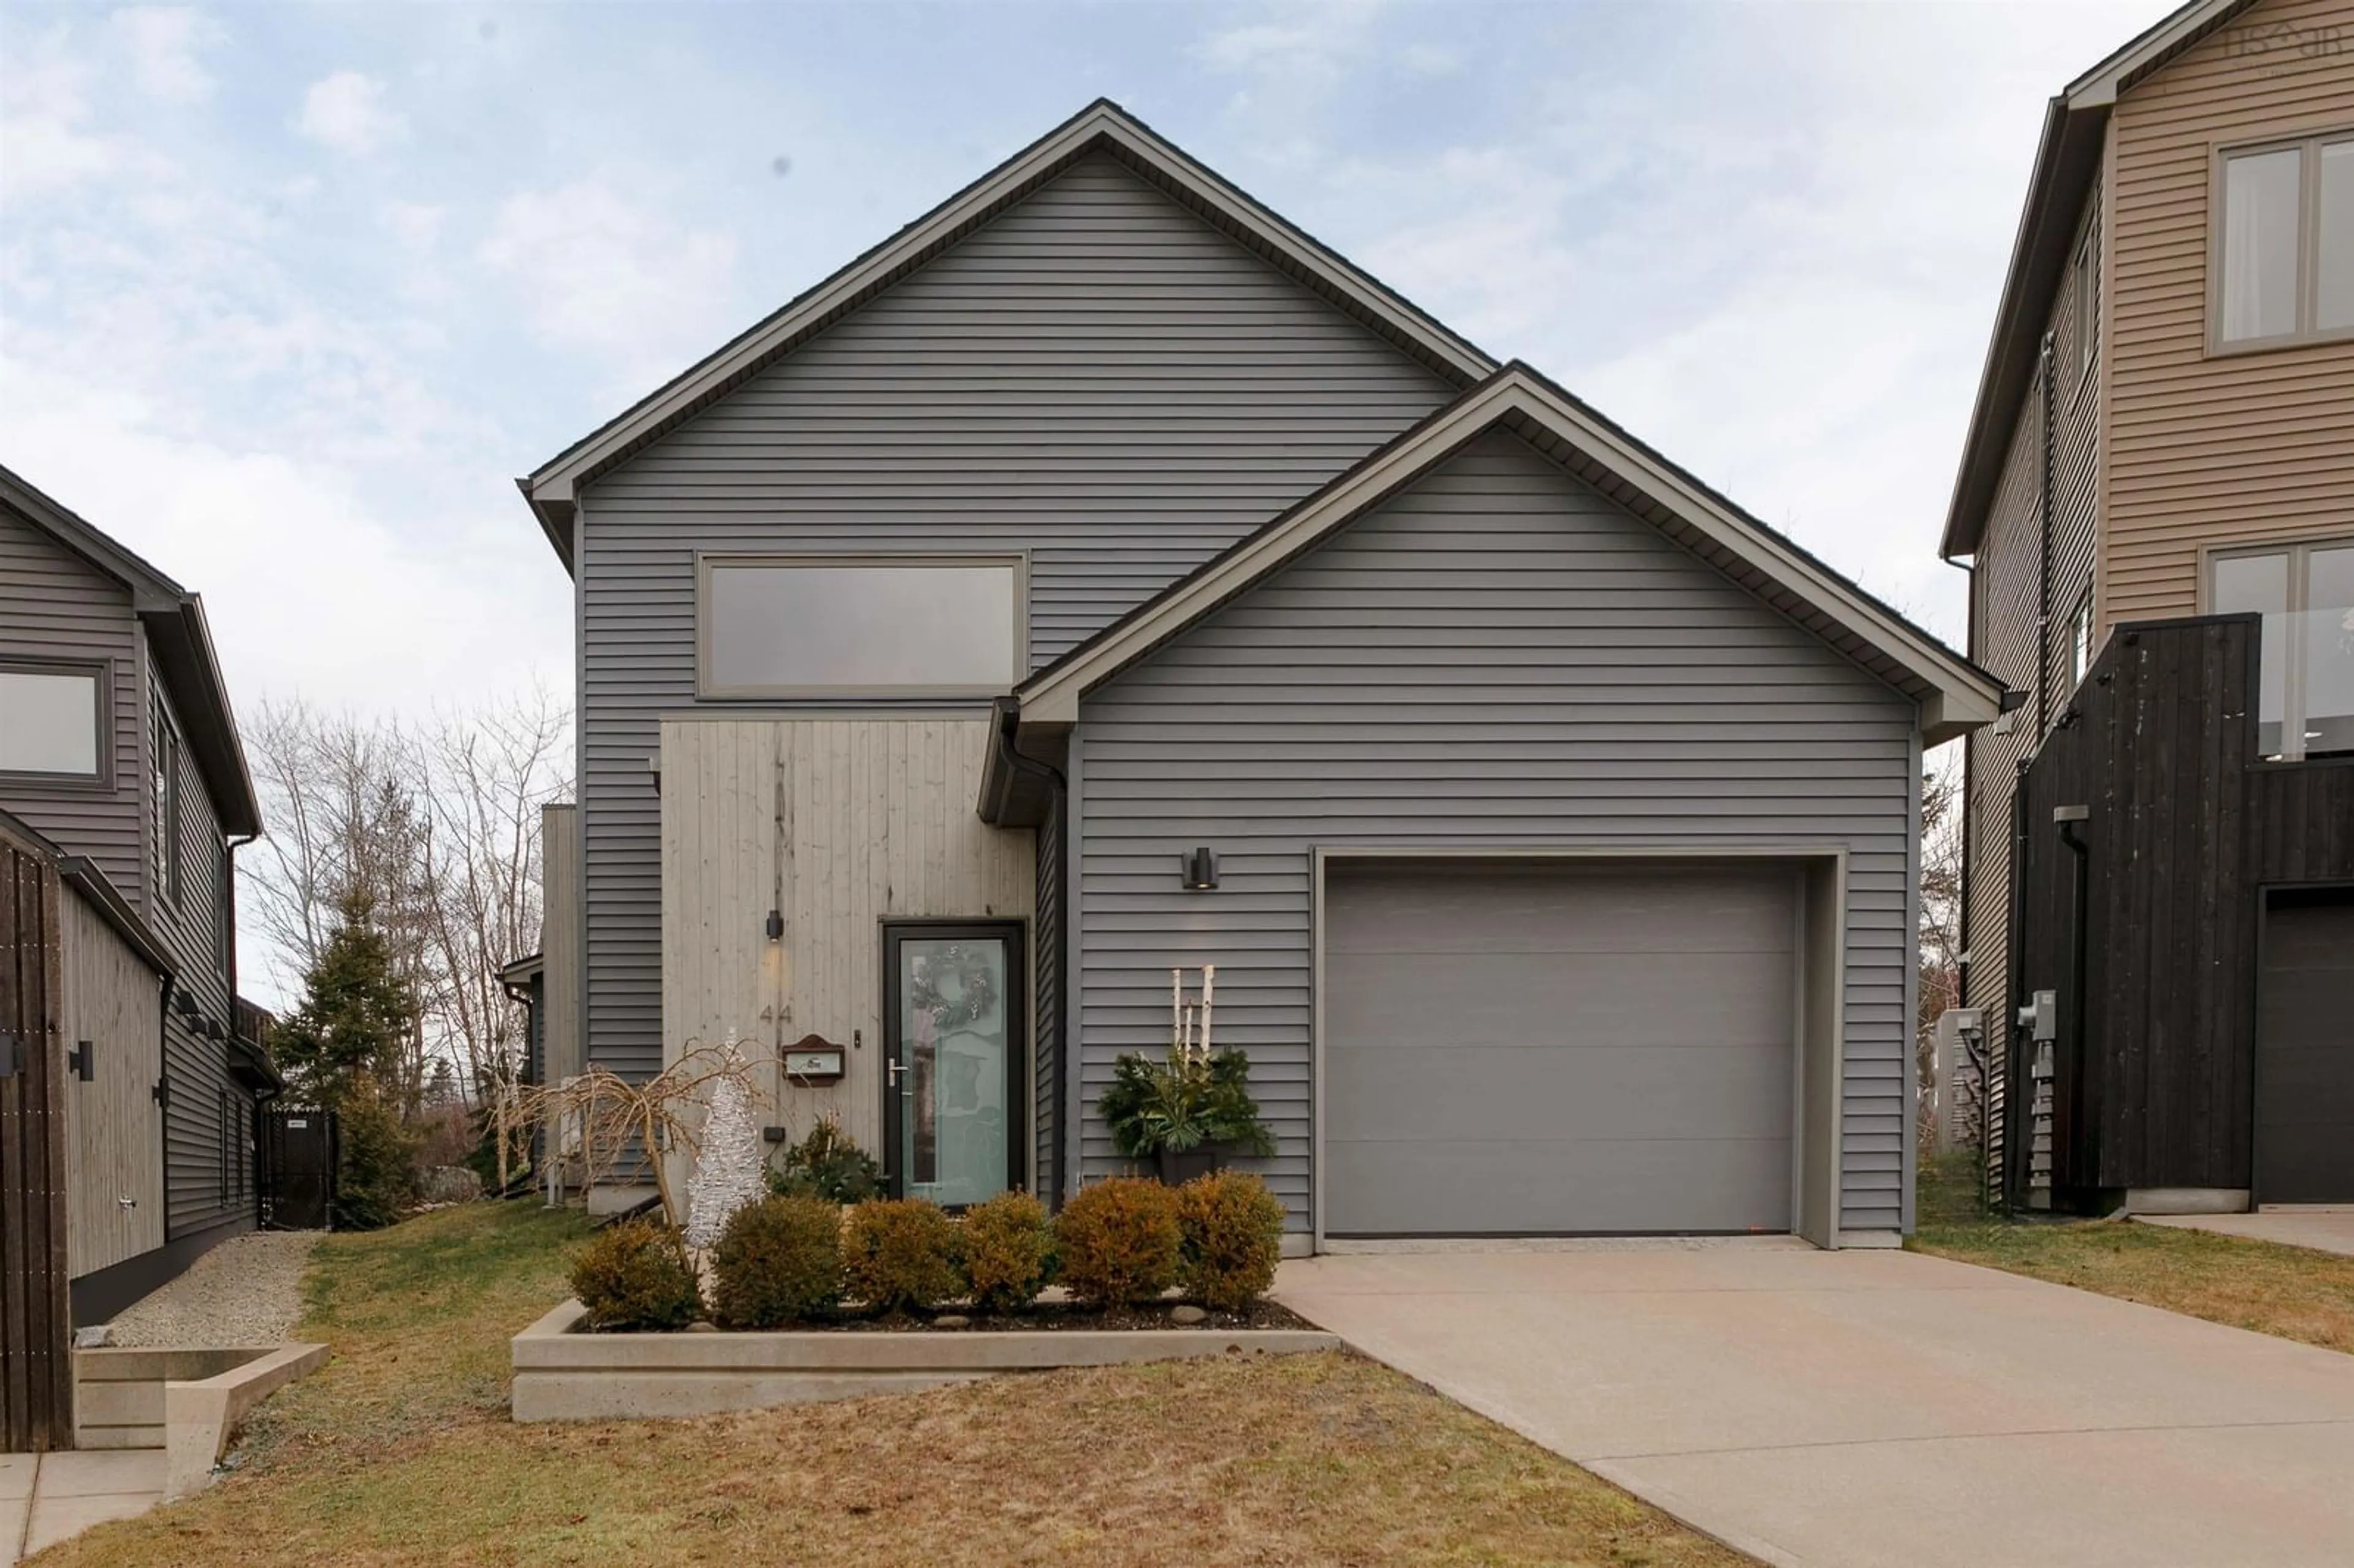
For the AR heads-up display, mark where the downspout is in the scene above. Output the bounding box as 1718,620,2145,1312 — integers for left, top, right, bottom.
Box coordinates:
990,699,1070,1208
1951,555,1977,1009
2036,331,2057,733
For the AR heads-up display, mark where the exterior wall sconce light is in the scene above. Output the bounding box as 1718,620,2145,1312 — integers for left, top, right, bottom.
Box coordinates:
765,908,785,941
1181,847,1219,891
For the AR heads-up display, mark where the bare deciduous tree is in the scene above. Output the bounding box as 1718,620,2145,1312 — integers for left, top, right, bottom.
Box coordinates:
245,689,571,1154
1918,755,1965,1148
411,687,571,1179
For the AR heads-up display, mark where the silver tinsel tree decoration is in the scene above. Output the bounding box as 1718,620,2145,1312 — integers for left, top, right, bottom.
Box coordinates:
684,1033,766,1250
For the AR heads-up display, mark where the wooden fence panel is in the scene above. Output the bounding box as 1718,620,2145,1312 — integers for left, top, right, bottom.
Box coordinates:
1,824,71,1450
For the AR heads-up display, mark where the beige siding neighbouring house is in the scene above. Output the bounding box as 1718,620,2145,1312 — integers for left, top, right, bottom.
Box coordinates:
659,717,1032,1168
2104,0,2354,624
1962,183,2103,1027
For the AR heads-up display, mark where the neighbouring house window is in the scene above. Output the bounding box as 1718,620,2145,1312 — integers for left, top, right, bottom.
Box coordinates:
2217,132,2354,348
2068,593,2095,688
0,663,102,778
154,707,183,907
699,555,1023,696
2212,537,2354,761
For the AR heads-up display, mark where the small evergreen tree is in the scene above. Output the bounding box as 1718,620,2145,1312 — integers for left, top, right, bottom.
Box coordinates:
276,890,423,1229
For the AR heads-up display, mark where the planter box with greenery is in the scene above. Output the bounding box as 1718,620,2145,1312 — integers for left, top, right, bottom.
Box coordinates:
512,1174,1333,1421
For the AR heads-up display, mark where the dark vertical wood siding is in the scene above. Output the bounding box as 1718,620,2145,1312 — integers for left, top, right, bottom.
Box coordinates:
576,151,1455,1078
1075,432,1920,1235
2019,615,2354,1195
1,823,72,1450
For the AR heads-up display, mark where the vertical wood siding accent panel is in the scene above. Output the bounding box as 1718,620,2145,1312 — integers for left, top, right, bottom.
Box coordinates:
577,151,1454,1079
1075,432,1918,1234
660,718,1033,1165
0,503,146,902
2105,0,2354,623
59,886,165,1279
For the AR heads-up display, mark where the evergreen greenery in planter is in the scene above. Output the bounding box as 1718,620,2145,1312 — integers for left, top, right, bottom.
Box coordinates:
1100,1046,1275,1182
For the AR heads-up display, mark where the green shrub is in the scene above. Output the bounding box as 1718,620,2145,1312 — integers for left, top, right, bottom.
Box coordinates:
842,1198,963,1313
766,1117,882,1205
569,1220,703,1331
959,1192,1054,1313
332,1087,420,1231
1054,1177,1182,1308
1177,1170,1286,1311
710,1196,844,1328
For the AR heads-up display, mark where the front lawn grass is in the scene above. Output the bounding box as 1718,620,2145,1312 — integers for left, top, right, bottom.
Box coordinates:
40,1202,1751,1567
1910,1154,2354,1355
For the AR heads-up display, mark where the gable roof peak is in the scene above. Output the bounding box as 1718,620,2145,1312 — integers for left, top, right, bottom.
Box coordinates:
517,99,1496,571
1012,359,2000,748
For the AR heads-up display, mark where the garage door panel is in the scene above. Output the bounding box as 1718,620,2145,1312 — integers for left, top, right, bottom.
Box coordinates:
1325,1134,1794,1236
1328,952,1791,1048
1328,866,1791,955
2256,895,2354,1203
1322,859,1796,1236
1324,1043,1792,1144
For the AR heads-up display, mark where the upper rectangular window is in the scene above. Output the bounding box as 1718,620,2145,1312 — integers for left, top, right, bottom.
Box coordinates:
699,555,1023,697
2215,131,2354,350
2211,535,2354,761
153,706,183,906
0,663,103,779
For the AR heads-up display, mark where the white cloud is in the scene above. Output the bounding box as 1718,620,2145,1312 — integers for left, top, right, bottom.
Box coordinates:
110,7,223,105
479,175,739,387
0,25,139,204
296,70,408,155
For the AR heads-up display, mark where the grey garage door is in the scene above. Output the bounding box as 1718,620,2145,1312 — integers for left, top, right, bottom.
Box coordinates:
1324,859,1797,1236
2255,891,2354,1205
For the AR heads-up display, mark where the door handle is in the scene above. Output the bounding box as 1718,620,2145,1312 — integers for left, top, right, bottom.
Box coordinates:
886,1059,906,1088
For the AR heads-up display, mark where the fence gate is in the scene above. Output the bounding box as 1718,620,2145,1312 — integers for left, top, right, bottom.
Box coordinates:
261,1109,338,1231
0,826,71,1451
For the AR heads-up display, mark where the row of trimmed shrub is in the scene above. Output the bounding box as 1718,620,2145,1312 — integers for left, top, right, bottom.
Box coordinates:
570,1171,1288,1332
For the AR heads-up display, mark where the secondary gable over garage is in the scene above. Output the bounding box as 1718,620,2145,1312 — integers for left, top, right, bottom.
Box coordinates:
1007,369,1999,1247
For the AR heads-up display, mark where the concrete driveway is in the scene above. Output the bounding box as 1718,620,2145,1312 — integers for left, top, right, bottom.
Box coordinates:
1273,1240,2354,1568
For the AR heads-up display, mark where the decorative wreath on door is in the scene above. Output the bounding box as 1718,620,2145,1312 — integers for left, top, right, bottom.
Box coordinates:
908,943,999,1029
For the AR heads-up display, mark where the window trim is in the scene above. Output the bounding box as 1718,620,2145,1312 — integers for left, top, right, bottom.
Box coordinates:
2203,530,2354,763
0,657,111,788
694,551,1029,701
2207,127,2354,356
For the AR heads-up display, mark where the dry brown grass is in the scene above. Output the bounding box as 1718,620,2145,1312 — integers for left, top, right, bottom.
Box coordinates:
1912,1172,2354,1355
39,1205,1751,1568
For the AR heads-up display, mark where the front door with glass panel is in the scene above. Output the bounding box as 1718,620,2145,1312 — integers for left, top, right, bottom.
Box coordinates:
883,923,1024,1207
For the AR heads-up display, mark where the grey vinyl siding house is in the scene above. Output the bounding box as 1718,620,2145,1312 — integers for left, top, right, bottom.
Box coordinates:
522,102,1999,1247
0,464,277,1320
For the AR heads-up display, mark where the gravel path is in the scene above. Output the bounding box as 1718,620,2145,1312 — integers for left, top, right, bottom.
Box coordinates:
104,1231,322,1347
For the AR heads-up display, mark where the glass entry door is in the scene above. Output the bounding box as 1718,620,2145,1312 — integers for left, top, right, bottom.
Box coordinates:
883,923,1024,1208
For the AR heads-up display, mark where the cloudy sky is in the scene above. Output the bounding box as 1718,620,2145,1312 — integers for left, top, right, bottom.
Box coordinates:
4,0,2173,726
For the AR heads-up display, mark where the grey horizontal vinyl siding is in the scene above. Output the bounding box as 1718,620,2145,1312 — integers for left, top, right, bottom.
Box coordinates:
0,500,147,902
1073,430,1920,1236
576,150,1455,1078
149,680,251,1240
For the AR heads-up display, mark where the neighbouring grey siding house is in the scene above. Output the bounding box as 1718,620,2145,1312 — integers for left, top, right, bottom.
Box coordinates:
521,102,2000,1247
0,463,279,1323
